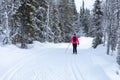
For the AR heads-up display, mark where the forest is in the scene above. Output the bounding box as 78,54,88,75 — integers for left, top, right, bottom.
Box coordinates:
0,0,120,66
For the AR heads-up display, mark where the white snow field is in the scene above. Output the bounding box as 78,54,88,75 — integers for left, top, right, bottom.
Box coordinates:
0,37,120,80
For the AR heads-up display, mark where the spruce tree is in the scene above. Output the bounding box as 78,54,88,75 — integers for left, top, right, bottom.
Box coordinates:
79,0,91,37
92,0,103,48
32,0,48,42
0,0,16,44
58,0,77,42
49,0,62,42
80,9,91,36
12,0,35,48
11,0,48,48
105,0,118,55
117,0,120,66
79,2,85,36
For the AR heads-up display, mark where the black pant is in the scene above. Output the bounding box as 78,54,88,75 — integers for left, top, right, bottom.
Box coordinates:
73,44,77,54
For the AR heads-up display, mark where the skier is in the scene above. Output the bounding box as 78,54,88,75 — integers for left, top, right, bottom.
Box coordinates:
71,33,79,54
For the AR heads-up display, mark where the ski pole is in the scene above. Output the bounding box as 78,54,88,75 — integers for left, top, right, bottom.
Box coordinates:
65,43,71,53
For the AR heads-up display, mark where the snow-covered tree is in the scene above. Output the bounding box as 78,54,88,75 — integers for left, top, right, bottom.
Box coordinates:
116,0,120,66
79,5,91,37
48,0,62,42
33,0,48,42
0,0,78,47
92,0,103,48
0,0,18,44
58,0,77,42
79,0,91,36
103,0,118,55
79,1,85,36
0,0,23,45
12,0,36,48
11,0,48,48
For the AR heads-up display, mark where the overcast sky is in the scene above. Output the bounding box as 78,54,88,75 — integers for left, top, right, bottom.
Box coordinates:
75,0,95,12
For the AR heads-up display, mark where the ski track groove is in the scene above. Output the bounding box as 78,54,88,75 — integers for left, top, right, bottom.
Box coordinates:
70,55,85,80
70,55,78,80
74,55,86,80
1,47,112,80
1,48,51,80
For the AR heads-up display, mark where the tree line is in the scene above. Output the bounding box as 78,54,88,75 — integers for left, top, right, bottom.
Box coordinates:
0,0,120,66
79,0,120,67
0,0,78,48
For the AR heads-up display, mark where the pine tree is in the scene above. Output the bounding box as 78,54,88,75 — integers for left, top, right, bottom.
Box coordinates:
11,0,48,48
48,0,62,42
80,9,91,36
79,0,91,37
0,0,16,44
92,0,103,48
58,0,77,42
109,0,118,53
32,0,48,42
79,1,85,36
105,0,118,55
0,0,83,46
12,0,35,48
116,0,120,66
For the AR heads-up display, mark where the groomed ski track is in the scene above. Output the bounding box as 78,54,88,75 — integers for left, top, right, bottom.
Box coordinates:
0,44,111,80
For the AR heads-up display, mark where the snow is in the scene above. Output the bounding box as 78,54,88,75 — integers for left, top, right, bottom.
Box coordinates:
0,37,120,80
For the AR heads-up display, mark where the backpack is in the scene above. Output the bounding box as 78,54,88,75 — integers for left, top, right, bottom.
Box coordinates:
73,37,76,42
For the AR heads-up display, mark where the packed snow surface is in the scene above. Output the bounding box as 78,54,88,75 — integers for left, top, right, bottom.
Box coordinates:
0,37,120,80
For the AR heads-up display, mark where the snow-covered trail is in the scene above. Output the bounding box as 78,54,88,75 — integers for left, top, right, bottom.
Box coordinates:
0,37,119,80
1,47,110,80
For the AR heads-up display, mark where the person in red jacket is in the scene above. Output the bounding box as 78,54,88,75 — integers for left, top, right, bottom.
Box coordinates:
71,34,79,54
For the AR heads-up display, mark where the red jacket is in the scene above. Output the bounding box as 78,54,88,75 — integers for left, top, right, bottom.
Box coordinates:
71,36,79,44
